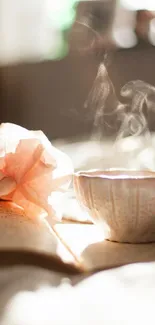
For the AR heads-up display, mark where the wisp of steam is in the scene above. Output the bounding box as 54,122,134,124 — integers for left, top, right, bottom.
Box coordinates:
85,63,155,170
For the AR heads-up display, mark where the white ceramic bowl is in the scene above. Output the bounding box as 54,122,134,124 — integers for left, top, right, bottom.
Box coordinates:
74,170,155,243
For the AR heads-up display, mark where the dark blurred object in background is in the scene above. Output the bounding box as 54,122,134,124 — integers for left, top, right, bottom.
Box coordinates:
1,1,155,139
69,0,116,54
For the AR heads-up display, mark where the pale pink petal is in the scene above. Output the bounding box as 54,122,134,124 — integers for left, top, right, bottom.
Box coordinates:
0,123,32,156
19,175,71,215
0,170,5,181
0,177,16,197
0,158,5,170
4,139,52,183
0,123,73,219
12,189,47,219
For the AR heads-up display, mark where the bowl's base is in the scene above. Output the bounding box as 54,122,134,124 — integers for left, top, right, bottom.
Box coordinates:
104,229,155,244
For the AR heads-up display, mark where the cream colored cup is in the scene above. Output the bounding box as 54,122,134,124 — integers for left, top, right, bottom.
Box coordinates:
74,170,155,243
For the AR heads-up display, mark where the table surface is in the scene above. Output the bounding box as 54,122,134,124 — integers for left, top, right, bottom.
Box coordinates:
1,136,154,324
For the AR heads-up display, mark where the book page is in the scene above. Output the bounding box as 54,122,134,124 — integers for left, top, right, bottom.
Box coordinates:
55,223,155,271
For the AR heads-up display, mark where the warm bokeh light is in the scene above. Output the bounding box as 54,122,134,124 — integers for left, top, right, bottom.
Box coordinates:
112,27,137,48
121,0,155,10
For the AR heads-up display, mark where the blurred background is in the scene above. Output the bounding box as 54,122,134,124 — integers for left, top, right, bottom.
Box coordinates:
1,0,155,140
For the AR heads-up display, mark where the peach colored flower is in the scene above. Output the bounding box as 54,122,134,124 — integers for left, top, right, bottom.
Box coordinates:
0,123,73,219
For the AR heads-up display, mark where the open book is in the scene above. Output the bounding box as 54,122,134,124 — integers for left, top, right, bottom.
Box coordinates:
53,222,155,273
